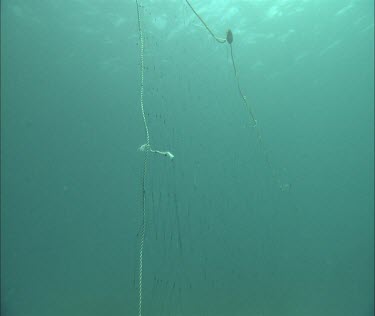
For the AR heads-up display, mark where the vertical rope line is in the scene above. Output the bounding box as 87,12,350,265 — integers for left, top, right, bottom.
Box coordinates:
135,1,149,316
134,1,174,313
136,0,150,146
138,153,147,316
229,43,286,190
229,44,257,126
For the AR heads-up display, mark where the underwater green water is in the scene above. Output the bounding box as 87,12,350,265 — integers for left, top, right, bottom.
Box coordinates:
1,0,373,315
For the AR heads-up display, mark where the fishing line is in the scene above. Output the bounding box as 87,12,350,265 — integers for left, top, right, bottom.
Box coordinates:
185,0,226,43
226,29,258,127
134,2,290,315
135,1,174,316
185,0,290,192
185,0,257,126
